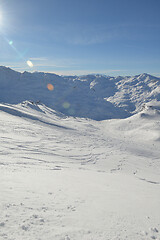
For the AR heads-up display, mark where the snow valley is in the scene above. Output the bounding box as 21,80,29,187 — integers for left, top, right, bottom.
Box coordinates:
0,66,160,240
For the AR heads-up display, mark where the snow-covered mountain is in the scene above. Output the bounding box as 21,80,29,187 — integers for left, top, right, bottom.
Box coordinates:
0,66,160,239
0,66,160,120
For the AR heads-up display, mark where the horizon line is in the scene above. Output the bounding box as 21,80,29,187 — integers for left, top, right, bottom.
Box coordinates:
0,65,160,78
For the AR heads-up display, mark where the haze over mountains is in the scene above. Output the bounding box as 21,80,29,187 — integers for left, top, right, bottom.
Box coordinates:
0,66,160,120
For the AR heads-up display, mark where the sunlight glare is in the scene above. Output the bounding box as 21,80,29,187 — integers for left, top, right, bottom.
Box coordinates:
27,60,33,68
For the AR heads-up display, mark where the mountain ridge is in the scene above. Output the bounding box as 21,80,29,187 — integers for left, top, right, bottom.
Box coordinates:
0,66,160,120
0,66,158,79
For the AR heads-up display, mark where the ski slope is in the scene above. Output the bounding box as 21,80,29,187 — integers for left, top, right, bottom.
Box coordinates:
0,101,160,240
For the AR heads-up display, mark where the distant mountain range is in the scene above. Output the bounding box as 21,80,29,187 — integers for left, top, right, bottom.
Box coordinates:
0,66,160,120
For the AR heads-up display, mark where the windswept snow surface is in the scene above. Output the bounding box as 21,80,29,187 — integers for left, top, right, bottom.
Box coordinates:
0,101,160,240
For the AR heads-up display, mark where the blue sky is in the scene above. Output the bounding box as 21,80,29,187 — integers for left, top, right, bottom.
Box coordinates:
0,0,160,76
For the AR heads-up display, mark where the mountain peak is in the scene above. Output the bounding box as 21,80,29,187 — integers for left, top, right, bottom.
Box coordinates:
0,66,18,74
0,66,160,120
0,66,11,70
137,73,155,79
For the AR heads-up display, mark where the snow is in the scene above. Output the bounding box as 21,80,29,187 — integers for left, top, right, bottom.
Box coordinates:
0,66,160,120
0,67,160,239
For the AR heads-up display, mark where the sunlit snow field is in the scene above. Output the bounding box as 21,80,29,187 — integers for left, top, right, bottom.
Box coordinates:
0,101,160,240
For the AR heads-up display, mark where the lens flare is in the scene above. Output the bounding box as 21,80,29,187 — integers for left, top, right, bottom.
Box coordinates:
47,83,54,91
27,60,33,68
9,41,13,45
63,102,70,109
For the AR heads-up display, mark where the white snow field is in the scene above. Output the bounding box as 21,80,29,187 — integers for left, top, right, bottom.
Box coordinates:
0,67,160,239
0,101,160,240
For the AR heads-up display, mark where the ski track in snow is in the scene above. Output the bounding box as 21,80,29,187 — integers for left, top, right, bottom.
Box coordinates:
0,102,160,240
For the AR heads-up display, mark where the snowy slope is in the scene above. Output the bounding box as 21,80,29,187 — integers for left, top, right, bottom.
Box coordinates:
0,66,160,239
107,73,160,113
0,101,160,240
0,66,160,120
